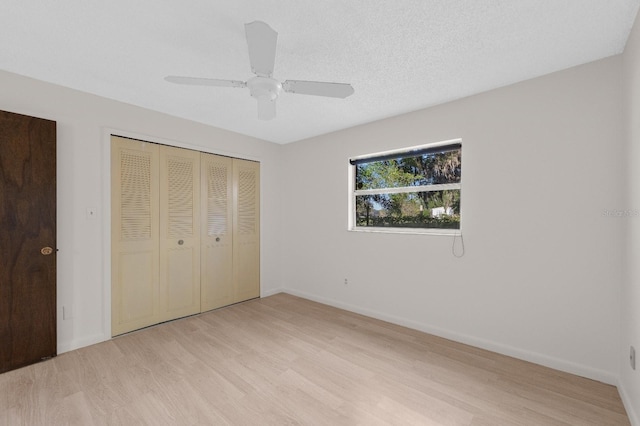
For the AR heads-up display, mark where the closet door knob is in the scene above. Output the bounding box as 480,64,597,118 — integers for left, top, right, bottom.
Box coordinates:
178,240,184,245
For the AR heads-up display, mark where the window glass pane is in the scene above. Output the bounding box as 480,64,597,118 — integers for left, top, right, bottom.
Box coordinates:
355,190,460,229
355,149,461,190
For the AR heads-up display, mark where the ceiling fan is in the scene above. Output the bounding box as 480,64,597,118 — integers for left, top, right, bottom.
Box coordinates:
165,21,354,120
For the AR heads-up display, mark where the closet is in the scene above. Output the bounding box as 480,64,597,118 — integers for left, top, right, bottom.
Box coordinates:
111,136,259,336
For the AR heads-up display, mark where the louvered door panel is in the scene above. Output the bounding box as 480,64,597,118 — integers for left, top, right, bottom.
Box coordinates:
200,153,233,311
111,136,160,336
159,146,201,322
233,158,260,303
112,137,259,332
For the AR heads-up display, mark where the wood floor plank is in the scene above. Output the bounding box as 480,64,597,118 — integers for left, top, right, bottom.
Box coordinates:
0,293,630,425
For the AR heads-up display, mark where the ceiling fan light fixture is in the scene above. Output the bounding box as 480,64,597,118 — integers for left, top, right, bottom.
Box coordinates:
247,76,282,102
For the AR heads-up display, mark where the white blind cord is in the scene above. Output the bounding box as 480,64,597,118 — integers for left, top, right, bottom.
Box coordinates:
452,232,465,258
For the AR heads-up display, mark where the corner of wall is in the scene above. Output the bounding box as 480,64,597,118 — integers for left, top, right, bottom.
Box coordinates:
621,6,640,426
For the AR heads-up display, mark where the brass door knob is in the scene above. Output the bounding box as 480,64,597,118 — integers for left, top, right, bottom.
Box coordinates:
41,247,53,255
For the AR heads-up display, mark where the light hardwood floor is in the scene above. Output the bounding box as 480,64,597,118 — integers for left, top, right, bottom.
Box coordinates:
0,293,630,425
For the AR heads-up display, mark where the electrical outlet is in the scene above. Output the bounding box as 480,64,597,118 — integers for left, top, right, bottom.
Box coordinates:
631,346,636,370
344,278,348,286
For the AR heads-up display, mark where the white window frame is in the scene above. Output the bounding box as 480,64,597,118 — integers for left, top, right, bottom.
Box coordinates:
348,139,462,235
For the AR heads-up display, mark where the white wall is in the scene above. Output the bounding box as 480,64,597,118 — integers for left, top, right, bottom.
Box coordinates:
0,69,283,353
281,56,624,385
623,8,640,426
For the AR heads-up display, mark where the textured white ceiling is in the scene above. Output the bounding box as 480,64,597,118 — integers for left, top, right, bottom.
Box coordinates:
1,1,638,144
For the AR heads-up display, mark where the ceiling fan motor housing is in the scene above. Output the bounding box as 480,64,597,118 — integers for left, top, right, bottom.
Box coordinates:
247,76,281,101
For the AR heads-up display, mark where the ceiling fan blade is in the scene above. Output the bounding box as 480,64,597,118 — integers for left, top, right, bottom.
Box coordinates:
245,21,278,77
282,80,354,98
257,97,276,120
165,76,247,88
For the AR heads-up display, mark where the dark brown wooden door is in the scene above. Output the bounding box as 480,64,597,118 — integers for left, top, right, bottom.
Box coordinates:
0,110,56,374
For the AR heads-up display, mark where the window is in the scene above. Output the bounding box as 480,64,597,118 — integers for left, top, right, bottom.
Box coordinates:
349,140,462,234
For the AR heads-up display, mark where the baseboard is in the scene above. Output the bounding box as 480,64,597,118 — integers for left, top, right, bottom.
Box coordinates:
261,287,285,298
57,333,110,355
283,289,618,386
618,380,640,426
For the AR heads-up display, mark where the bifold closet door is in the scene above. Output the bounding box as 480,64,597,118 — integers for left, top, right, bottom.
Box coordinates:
159,146,201,322
200,153,233,311
113,137,258,334
112,138,201,335
111,136,160,336
233,158,260,303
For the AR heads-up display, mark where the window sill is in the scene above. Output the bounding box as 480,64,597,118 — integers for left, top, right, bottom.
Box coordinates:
348,227,460,236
